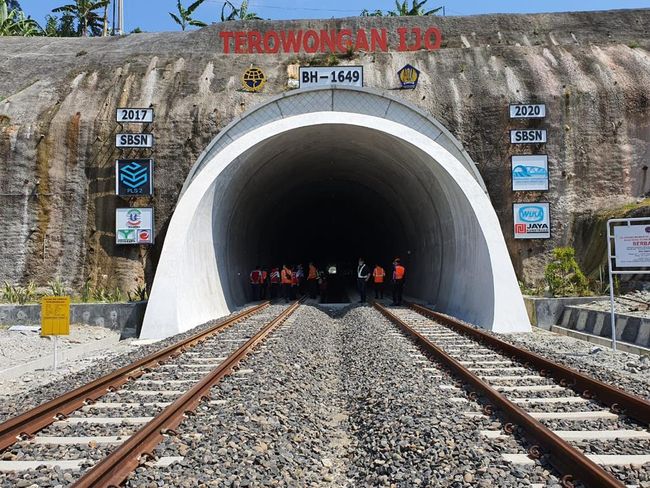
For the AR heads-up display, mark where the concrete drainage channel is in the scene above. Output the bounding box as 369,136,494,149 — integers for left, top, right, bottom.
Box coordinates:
0,303,648,487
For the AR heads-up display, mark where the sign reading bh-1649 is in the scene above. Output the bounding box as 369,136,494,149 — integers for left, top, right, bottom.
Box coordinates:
116,133,154,149
510,129,547,144
299,66,363,88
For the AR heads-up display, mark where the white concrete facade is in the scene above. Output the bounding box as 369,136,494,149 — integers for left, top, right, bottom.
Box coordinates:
141,89,531,339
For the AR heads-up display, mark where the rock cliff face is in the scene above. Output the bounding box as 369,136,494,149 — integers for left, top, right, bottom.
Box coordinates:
0,9,649,291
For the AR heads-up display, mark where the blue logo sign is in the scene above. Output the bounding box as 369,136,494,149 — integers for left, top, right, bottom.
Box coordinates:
512,165,548,178
116,160,153,196
398,64,420,89
518,205,545,223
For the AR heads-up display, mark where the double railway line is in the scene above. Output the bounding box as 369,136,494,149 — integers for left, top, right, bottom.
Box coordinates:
0,301,302,488
0,299,648,487
375,301,650,488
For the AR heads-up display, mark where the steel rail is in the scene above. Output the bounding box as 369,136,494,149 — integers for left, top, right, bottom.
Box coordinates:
71,299,302,488
408,302,650,425
374,302,625,488
0,302,270,452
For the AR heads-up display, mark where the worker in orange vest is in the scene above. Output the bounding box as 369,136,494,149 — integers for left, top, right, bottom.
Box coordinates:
249,265,262,301
281,264,292,303
372,263,386,299
269,267,280,299
307,262,318,299
391,258,406,306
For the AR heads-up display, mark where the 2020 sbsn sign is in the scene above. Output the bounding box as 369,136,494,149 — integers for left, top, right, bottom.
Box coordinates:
510,129,547,144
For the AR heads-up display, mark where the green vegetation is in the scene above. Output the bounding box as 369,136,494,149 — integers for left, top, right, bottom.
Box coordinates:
170,0,207,31
0,0,41,36
544,247,590,297
0,279,147,305
221,1,261,21
361,0,441,17
52,0,110,37
2,281,36,304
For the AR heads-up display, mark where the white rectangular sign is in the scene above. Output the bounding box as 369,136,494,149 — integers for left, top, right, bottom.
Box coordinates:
614,224,650,267
512,155,549,191
509,103,546,119
116,133,154,148
116,208,154,245
299,66,363,88
513,203,551,239
510,129,547,144
116,108,154,123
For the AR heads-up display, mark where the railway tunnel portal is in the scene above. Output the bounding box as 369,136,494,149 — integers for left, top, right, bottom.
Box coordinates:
140,87,531,339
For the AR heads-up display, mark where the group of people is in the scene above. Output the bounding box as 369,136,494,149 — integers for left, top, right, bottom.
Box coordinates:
249,263,326,303
356,257,406,305
249,258,406,306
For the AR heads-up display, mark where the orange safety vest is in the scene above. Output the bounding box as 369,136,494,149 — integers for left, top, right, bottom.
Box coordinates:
261,271,268,282
250,270,262,284
307,264,318,280
393,265,405,280
373,266,385,283
281,268,292,284
270,269,280,283
291,271,298,286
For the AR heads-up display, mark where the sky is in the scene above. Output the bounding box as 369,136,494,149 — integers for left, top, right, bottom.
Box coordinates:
19,0,650,33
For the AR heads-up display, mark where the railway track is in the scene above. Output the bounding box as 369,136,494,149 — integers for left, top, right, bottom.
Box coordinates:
0,301,301,488
374,302,650,488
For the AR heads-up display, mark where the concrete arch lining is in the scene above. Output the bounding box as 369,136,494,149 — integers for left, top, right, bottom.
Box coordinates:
182,87,487,195
141,111,531,339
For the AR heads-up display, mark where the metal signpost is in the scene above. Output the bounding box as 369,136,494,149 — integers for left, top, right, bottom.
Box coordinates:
299,66,363,88
41,296,71,371
607,218,650,351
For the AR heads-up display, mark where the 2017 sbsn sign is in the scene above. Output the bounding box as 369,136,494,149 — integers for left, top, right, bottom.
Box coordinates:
219,27,442,54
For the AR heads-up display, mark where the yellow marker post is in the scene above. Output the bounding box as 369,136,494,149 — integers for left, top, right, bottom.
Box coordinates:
41,296,70,371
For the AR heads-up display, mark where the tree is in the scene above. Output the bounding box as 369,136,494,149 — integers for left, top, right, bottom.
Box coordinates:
52,0,110,37
7,0,19,9
169,0,207,31
360,9,384,17
389,0,441,16
0,0,41,36
44,12,77,37
221,1,261,21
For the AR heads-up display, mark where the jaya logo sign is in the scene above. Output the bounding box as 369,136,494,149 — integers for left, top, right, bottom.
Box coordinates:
513,203,550,239
116,160,153,196
219,27,442,54
512,155,549,191
116,208,154,245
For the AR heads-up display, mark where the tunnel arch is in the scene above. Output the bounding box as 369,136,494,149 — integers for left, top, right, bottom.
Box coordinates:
140,88,531,339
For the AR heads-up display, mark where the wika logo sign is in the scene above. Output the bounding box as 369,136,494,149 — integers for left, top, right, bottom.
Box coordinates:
518,205,545,223
514,203,550,239
116,160,153,196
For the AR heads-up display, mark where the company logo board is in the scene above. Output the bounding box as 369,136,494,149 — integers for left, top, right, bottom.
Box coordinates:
511,155,549,191
513,203,550,239
116,133,154,148
613,224,650,267
242,67,266,92
116,160,153,196
298,66,363,88
509,103,546,119
397,64,420,89
116,208,154,244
